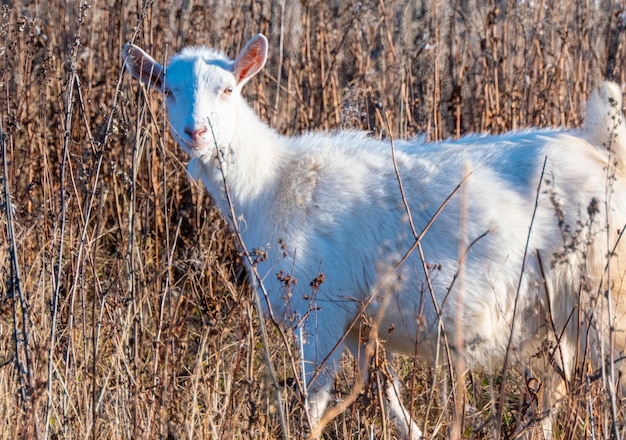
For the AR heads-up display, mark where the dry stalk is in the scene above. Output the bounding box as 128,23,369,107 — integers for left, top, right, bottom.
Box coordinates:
496,157,547,438
2,1,626,438
208,121,291,440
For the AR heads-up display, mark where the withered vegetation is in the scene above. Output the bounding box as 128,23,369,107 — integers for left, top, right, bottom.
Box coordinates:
1,1,625,438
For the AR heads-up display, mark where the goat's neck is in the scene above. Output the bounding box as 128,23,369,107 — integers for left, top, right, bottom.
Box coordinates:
191,103,286,233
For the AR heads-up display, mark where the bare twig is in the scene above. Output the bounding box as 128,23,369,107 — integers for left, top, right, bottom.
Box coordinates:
496,156,547,438
208,122,291,440
2,115,38,439
46,64,76,440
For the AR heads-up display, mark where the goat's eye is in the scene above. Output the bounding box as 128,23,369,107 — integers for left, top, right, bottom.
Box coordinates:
223,86,234,96
163,88,173,98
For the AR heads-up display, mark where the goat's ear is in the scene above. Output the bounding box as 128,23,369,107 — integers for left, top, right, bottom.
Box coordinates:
233,34,268,86
123,43,164,92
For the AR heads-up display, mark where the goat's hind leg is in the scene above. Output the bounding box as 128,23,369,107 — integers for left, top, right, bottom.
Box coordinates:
298,331,344,439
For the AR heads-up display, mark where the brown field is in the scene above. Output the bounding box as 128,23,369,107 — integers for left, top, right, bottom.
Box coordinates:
1,0,625,438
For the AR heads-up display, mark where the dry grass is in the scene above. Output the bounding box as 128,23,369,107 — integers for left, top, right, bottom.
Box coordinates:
1,0,625,438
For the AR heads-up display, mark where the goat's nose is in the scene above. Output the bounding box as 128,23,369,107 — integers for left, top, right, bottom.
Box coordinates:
184,126,208,141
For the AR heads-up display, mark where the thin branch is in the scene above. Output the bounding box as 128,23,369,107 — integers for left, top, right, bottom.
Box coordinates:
46,67,76,440
208,123,291,440
495,156,547,438
2,112,37,439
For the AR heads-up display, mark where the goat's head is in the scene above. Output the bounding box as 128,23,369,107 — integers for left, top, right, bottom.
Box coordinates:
123,34,268,157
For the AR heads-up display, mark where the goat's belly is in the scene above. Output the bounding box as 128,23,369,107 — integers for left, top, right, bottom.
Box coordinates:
377,293,551,371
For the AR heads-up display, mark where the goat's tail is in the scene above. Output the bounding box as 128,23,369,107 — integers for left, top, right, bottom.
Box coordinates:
583,81,626,168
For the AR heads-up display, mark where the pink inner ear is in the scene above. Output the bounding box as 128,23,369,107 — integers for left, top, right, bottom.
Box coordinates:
234,37,267,84
235,52,260,82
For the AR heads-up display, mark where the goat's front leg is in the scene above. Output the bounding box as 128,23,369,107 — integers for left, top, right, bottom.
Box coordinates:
298,326,344,439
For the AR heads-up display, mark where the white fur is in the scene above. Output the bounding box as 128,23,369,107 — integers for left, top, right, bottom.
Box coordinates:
123,35,626,439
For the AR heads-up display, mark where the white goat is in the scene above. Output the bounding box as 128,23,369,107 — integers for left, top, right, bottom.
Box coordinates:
123,34,626,439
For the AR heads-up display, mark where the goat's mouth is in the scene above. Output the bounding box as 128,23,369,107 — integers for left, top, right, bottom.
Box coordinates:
176,137,213,157
188,141,211,153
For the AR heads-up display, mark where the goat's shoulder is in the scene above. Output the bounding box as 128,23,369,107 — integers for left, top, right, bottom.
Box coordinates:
271,132,389,227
